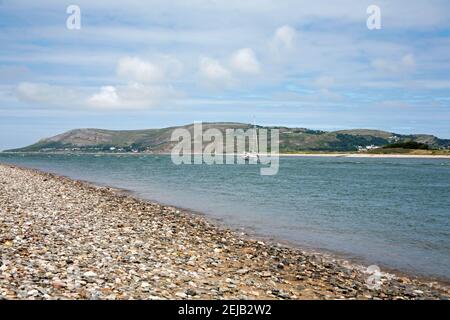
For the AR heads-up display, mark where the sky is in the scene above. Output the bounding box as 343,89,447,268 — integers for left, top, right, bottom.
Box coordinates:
0,0,450,150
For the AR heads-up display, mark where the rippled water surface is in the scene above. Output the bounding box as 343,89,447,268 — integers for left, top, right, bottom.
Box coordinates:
1,153,449,280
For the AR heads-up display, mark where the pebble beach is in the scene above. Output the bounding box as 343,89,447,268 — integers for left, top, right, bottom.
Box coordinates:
0,163,449,300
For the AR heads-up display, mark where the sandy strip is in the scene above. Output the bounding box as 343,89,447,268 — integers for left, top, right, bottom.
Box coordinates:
278,153,450,159
0,163,449,300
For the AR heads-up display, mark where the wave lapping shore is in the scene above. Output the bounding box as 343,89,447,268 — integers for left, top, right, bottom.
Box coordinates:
0,164,448,300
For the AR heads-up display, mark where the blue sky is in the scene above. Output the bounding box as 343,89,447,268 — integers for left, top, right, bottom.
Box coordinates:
1,0,450,150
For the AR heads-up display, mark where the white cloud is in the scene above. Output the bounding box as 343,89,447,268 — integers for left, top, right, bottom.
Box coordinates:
268,25,298,63
117,56,165,83
88,83,178,109
230,48,260,74
88,86,120,108
273,25,296,50
87,57,183,109
372,54,416,74
15,81,178,110
16,82,76,104
120,82,178,104
14,56,182,110
199,57,232,84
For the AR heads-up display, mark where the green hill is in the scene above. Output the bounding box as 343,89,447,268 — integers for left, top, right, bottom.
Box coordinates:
4,123,450,153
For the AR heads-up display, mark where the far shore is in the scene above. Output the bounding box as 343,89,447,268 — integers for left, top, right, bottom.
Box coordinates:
2,151,450,159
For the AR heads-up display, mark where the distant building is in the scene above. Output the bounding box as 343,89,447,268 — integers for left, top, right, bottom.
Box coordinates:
389,136,400,142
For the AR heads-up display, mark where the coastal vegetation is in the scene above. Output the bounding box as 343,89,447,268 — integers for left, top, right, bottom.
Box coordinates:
383,141,430,150
364,141,450,155
4,123,450,154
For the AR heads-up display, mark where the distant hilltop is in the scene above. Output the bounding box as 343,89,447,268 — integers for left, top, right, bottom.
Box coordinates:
4,122,450,153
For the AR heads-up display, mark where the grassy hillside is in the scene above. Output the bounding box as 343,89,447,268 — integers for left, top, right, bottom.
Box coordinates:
5,123,450,153
367,148,450,156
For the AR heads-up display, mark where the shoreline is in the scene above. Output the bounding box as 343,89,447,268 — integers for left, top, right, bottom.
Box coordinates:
1,163,449,300
2,151,450,159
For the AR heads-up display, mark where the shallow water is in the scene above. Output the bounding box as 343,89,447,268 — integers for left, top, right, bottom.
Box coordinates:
1,153,449,281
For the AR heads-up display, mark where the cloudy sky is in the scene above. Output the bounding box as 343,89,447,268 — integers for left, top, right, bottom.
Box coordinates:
1,0,450,150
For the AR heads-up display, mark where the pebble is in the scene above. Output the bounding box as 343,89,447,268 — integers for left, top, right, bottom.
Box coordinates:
27,289,39,296
52,280,66,289
0,164,449,300
83,271,98,278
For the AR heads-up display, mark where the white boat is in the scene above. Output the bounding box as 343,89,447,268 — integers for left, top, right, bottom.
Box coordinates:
241,118,260,162
242,152,259,161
